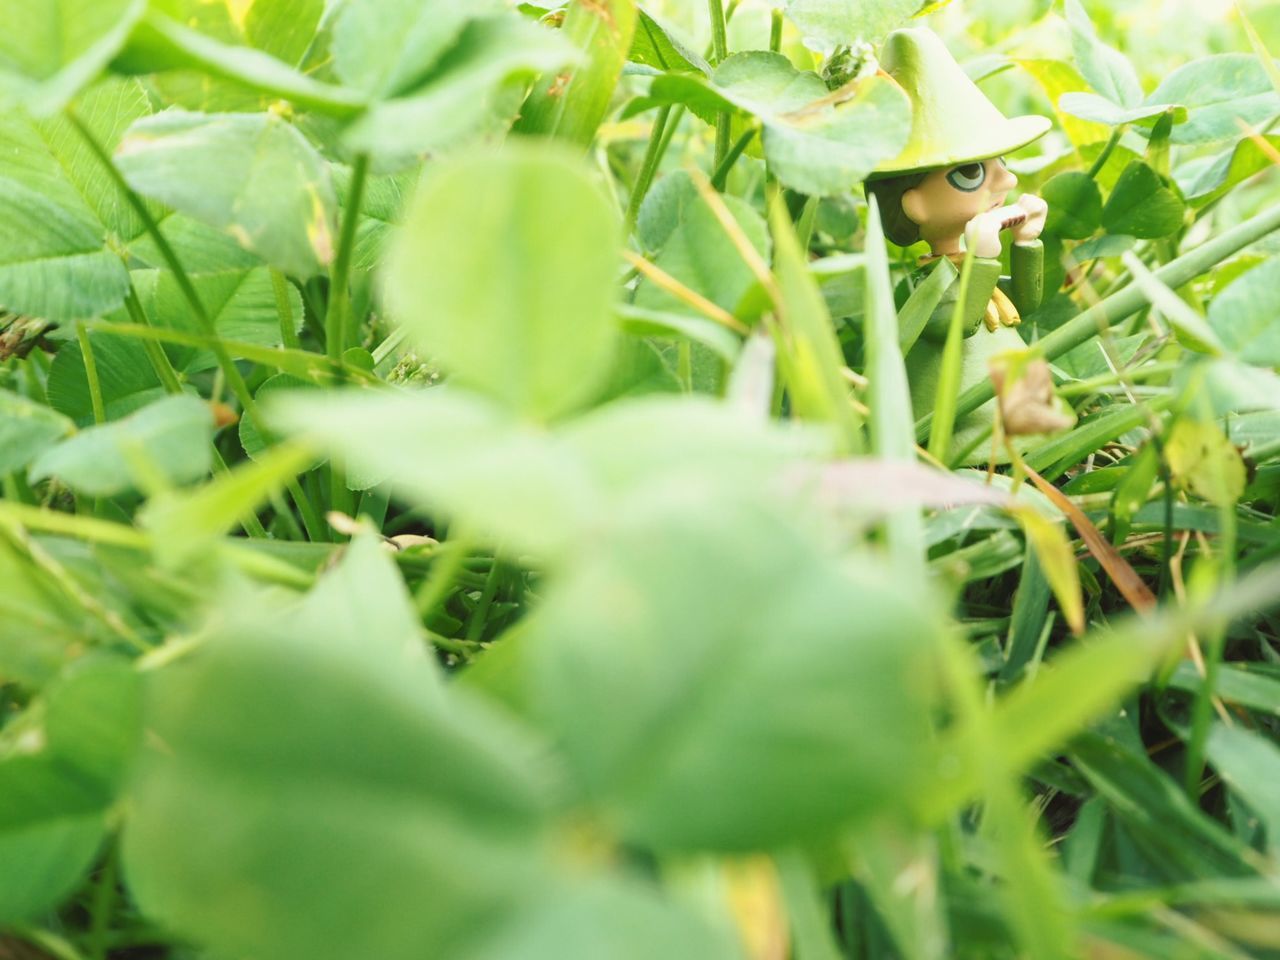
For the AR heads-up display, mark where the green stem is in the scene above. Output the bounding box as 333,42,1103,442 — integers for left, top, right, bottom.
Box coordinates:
327,153,370,365
707,0,728,62
76,323,106,425
87,844,118,960
625,106,673,232
65,109,263,433
208,446,269,539
466,553,505,642
914,201,1280,441
770,8,784,51
1086,125,1125,180
416,535,473,618
707,0,731,170
271,268,300,349
123,285,184,395
286,477,325,541
710,126,757,191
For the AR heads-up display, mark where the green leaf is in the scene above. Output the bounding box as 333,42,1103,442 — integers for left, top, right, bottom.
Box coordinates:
1071,732,1258,879
760,71,913,197
1064,0,1143,108
630,10,709,76
121,573,555,960
523,494,945,850
515,0,637,148
1178,134,1280,207
45,332,164,426
0,177,131,323
115,11,367,119
0,657,138,919
782,0,921,49
1042,172,1103,240
640,54,912,196
634,173,770,318
244,0,325,67
0,817,104,923
1057,93,1183,128
268,388,825,557
1207,258,1280,366
0,0,146,114
0,390,75,475
332,0,499,98
116,111,338,279
383,143,619,421
141,443,315,568
29,394,215,497
1164,418,1247,508
1144,54,1280,145
456,878,742,960
1207,724,1280,850
342,17,576,163
125,266,305,373
1101,161,1184,239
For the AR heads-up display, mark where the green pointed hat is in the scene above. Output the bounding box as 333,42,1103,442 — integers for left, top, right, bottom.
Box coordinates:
871,28,1051,177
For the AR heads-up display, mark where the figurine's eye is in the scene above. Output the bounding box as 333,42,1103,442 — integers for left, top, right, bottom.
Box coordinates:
946,163,987,192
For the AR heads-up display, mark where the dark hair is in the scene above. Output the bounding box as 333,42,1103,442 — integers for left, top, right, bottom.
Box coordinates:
865,171,929,247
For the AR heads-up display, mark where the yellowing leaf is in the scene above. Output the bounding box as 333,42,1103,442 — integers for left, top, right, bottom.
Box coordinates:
1011,505,1085,636
1165,418,1247,507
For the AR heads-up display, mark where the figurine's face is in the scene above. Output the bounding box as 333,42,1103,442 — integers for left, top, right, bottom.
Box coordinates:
901,157,1017,254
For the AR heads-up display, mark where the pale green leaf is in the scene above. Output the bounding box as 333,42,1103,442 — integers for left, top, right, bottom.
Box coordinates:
29,394,215,497
116,111,338,279
383,144,619,421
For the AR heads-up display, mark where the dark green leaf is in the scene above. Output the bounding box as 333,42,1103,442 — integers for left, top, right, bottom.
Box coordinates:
1042,172,1103,240
1101,161,1185,239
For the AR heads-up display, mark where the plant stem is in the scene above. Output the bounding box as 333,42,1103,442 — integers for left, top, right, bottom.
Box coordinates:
76,323,106,425
123,285,184,395
326,153,370,365
770,8,784,51
710,126,757,191
1086,125,1126,180
626,107,673,233
270,269,300,349
87,845,118,960
707,0,732,170
65,109,263,433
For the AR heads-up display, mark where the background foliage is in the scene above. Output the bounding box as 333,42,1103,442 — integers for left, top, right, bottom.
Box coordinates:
2,0,1280,958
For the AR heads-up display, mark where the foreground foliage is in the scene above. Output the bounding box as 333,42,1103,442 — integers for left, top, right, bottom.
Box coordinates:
2,0,1280,958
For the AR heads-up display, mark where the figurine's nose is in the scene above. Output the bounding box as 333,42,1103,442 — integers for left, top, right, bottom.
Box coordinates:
992,159,1017,191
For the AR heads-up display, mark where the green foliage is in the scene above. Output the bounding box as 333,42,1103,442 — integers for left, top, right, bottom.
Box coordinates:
2,2,1280,959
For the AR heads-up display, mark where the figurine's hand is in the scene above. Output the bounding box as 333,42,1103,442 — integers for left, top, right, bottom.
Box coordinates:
1010,193,1048,244
964,210,1006,259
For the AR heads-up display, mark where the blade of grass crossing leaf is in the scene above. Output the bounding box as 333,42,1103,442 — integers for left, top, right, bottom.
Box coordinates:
1237,2,1280,97
141,443,317,568
768,197,863,453
514,0,637,148
863,198,925,568
1022,461,1157,611
927,247,976,464
1009,506,1085,636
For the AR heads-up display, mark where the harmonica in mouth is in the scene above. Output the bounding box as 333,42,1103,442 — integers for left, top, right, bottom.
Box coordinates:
996,204,1028,231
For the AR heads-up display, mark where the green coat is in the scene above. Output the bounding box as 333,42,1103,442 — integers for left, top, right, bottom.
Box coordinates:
901,240,1044,463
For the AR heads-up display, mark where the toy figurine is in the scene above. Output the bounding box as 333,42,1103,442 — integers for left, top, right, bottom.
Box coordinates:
866,27,1056,461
